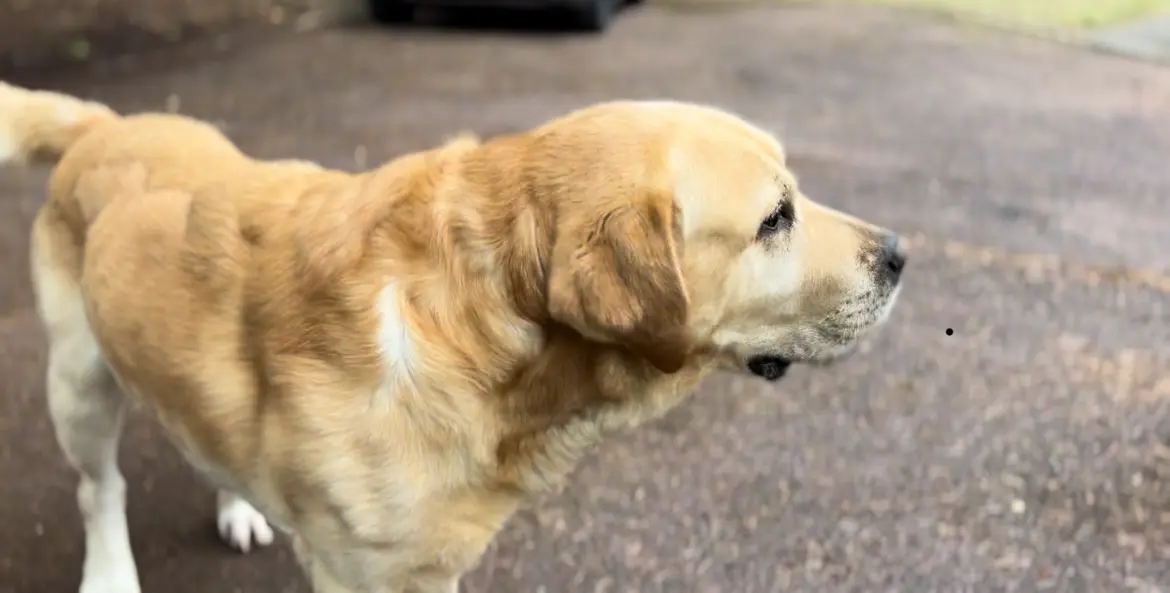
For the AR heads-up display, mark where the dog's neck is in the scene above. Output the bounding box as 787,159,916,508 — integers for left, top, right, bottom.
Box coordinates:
349,137,712,493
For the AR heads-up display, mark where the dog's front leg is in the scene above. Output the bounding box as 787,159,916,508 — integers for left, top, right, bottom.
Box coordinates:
292,535,461,593
404,577,460,593
304,563,366,593
292,536,363,593
407,580,456,593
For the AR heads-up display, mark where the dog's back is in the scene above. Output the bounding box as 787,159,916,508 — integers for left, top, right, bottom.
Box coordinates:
2,83,297,592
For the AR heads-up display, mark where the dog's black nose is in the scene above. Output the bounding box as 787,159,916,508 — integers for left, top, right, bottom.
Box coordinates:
878,232,907,283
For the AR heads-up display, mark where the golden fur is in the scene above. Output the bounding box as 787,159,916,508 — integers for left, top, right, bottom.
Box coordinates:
2,81,904,593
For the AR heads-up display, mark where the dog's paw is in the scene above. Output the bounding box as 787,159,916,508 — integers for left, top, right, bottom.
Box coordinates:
216,491,275,553
78,566,141,593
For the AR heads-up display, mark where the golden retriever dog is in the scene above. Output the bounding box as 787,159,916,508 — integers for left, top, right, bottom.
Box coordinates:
1,80,906,593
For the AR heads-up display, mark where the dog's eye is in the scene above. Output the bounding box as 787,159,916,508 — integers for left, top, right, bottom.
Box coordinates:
756,200,795,240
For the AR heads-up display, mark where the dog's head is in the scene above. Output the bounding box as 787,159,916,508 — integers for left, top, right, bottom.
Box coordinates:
519,101,904,381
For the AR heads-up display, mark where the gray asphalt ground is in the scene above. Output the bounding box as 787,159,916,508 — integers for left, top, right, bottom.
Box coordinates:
2,3,1170,592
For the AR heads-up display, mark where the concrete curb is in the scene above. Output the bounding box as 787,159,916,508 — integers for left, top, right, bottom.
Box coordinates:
651,0,1086,44
1089,14,1170,65
650,0,1170,66
922,5,1170,66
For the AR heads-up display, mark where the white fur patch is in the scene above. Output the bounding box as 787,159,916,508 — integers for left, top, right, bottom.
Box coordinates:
0,126,17,164
53,101,84,126
0,83,20,164
74,476,142,593
216,491,275,553
377,283,417,394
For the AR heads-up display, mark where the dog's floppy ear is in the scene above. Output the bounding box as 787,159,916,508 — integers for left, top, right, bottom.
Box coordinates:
547,192,691,373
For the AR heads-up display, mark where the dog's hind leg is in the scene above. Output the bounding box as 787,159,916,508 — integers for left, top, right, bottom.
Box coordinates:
47,351,140,593
44,315,140,593
33,220,141,593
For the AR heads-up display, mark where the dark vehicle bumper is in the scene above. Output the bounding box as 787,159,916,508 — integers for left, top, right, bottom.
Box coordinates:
400,0,593,7
369,0,634,31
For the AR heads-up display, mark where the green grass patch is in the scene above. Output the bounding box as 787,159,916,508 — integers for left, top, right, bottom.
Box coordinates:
844,0,1170,29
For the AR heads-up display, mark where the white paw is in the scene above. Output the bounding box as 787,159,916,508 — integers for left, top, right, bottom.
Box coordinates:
78,566,141,593
216,491,275,553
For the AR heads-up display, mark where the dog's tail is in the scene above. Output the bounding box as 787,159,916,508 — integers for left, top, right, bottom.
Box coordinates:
0,81,118,166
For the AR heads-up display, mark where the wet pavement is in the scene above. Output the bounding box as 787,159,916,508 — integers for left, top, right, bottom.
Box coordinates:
3,3,1170,592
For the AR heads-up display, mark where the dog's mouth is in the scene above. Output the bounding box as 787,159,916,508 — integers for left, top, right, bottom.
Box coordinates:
745,341,864,380
745,356,792,381
807,340,861,366
737,294,898,382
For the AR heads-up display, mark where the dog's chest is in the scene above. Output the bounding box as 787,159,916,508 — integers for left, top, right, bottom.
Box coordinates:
376,282,417,397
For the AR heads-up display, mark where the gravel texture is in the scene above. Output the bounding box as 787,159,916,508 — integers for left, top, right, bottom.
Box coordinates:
1,4,1169,593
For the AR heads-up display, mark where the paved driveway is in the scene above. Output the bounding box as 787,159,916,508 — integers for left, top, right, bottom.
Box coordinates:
2,4,1169,592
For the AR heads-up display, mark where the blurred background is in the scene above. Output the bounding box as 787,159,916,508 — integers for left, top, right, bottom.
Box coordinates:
1,0,1169,592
